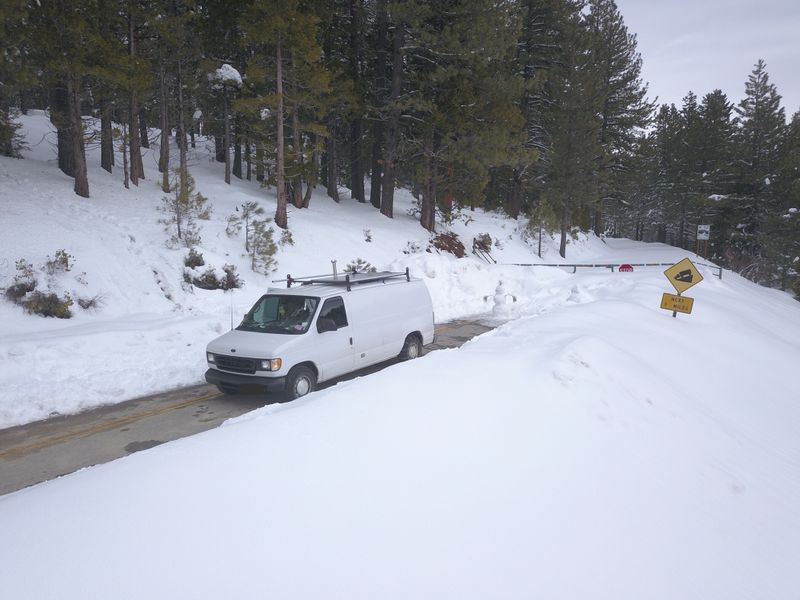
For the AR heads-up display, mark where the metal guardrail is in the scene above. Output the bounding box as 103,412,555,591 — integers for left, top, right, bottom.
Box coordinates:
503,261,724,280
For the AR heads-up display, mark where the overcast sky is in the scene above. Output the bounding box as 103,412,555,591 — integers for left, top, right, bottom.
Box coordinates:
614,0,800,118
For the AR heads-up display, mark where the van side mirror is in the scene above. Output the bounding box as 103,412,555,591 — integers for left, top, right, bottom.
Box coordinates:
317,317,337,333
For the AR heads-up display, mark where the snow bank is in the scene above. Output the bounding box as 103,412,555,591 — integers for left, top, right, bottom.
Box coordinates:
1,252,799,599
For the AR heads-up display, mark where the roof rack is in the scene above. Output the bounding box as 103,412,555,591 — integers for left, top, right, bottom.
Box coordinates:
273,267,411,292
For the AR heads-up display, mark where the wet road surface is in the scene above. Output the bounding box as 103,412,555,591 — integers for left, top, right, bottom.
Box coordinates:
0,319,492,496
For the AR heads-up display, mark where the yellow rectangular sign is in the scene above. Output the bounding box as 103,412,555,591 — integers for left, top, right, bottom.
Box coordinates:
664,258,703,294
660,293,694,314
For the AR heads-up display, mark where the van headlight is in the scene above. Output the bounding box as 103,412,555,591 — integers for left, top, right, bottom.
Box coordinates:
260,358,282,371
207,352,216,363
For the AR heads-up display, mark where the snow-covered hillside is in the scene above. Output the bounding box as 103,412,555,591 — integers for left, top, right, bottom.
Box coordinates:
0,112,604,427
2,112,800,599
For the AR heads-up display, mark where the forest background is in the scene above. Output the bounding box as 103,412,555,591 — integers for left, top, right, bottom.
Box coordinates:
1,0,798,294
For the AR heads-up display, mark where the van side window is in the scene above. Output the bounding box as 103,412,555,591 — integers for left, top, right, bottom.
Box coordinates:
319,297,348,328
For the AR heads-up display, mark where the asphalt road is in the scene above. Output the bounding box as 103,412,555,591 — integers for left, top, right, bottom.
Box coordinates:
0,319,492,496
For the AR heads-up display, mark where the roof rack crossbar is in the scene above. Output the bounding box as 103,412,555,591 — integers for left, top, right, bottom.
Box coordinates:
273,270,412,291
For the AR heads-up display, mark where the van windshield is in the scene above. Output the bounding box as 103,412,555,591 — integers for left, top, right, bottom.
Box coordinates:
238,295,319,335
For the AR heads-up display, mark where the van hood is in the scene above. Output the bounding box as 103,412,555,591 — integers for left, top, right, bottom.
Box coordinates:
206,329,304,358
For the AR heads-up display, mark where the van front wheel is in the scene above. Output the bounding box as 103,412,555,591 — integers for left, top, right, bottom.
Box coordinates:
286,366,317,400
399,334,422,361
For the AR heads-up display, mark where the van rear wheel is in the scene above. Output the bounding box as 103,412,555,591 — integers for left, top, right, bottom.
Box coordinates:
399,334,422,361
286,366,317,400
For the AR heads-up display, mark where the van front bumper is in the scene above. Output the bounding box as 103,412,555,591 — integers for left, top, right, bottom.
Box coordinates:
205,368,286,393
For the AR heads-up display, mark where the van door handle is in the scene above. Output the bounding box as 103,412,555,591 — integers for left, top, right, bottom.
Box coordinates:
349,337,353,346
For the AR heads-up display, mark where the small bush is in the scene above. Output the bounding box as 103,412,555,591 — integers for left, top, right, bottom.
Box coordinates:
280,229,294,247
431,231,466,258
402,241,423,255
363,229,372,243
220,264,242,290
44,249,74,276
184,249,205,268
23,291,73,319
473,233,492,252
345,258,377,274
5,281,35,303
184,264,241,291
250,220,278,273
77,295,103,310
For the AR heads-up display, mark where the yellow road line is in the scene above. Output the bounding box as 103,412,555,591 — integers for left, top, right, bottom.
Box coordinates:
0,392,221,460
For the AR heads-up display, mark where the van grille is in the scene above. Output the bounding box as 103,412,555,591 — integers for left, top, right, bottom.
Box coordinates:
214,354,257,374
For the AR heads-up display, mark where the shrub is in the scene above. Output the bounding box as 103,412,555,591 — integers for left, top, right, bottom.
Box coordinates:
23,291,73,319
345,258,377,273
5,280,35,303
363,229,372,243
250,220,278,274
77,295,103,310
280,229,294,247
44,249,74,276
160,169,211,248
184,264,242,290
430,231,466,258
473,233,492,252
184,249,205,268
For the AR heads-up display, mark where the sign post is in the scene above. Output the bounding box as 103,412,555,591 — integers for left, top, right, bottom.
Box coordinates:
662,258,703,318
696,224,710,258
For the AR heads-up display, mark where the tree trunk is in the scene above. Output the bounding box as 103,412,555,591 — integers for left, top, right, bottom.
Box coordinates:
380,19,404,218
223,87,231,184
244,137,251,181
100,99,114,173
177,61,188,204
214,134,225,162
509,168,522,219
349,0,365,203
67,75,89,198
420,135,436,232
128,6,144,184
291,99,303,208
256,142,264,182
350,118,365,202
274,39,288,229
158,67,170,192
369,0,389,209
122,119,130,189
326,117,339,202
559,203,568,258
139,108,149,148
50,83,75,177
233,116,242,179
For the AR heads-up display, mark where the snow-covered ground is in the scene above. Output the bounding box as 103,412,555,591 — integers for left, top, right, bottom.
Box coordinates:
1,112,611,427
1,113,800,598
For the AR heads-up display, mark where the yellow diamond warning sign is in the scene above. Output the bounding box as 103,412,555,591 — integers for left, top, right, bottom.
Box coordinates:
664,258,704,294
660,293,694,314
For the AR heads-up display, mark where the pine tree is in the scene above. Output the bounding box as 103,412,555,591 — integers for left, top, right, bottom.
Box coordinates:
240,0,323,229
585,0,653,234
538,1,601,257
730,59,786,278
0,0,31,157
28,0,99,197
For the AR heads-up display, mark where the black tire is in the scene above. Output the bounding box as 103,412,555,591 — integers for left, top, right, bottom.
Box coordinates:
399,334,422,361
216,384,239,395
286,366,317,400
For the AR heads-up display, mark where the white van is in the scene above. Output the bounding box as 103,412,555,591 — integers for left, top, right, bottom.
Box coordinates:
205,269,435,399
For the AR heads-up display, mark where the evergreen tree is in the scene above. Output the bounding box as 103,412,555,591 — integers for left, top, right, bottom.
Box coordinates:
0,0,31,157
539,0,601,257
730,59,786,278
585,0,653,234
